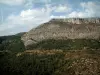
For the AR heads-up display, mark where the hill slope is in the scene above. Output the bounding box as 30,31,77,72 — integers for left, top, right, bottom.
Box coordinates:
21,18,100,50
0,32,25,52
1,49,100,75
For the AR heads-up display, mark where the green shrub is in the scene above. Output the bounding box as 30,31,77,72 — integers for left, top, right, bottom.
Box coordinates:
0,52,67,75
0,35,25,52
27,39,100,50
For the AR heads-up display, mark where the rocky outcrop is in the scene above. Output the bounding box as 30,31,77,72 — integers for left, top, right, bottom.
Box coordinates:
50,18,100,24
21,18,100,49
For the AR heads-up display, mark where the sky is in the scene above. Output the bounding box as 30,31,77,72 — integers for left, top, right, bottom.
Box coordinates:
0,0,100,36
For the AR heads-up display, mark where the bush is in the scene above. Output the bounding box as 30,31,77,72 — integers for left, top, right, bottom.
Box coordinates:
26,39,100,50
0,52,66,75
0,35,25,52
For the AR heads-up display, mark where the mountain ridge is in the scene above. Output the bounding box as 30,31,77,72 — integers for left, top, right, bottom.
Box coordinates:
50,18,100,24
21,18,100,49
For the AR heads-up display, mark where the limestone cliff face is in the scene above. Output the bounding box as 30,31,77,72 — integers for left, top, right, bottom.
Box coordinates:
21,18,100,48
50,18,100,24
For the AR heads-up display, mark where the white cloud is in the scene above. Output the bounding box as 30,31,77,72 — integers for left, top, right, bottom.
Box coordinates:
0,0,51,6
68,11,87,18
54,5,71,13
40,0,51,3
81,1,100,17
1,1,100,36
0,7,52,36
68,1,100,18
0,0,24,5
50,15,66,19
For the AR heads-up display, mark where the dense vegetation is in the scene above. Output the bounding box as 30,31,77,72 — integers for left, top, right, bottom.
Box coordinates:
0,51,64,75
0,33,100,75
0,50,100,75
27,39,100,50
0,34,25,52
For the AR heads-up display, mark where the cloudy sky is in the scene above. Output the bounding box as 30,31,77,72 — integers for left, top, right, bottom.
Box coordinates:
0,0,100,36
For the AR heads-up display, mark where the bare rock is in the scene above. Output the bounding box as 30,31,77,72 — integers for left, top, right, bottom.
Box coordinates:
21,18,100,49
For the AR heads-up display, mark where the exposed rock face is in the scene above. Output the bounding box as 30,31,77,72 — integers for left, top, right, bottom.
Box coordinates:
51,18,100,24
21,18,100,49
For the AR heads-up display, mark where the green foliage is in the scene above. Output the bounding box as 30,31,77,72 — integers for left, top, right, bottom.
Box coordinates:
0,50,100,75
0,52,68,75
0,33,100,75
0,35,25,52
27,39,100,50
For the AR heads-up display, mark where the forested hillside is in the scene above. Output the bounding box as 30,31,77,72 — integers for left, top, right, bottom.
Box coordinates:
0,33,25,52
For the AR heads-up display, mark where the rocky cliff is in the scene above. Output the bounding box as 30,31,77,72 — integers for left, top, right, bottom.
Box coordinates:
21,18,100,49
50,18,100,24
